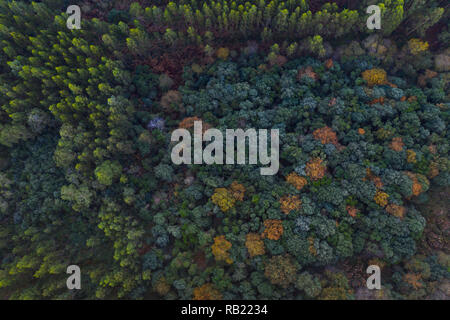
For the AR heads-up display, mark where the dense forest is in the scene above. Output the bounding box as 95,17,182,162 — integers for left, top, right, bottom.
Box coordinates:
0,0,448,299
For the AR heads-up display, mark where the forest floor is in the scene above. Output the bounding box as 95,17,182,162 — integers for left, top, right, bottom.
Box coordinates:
417,186,450,299
418,186,449,256
331,186,450,300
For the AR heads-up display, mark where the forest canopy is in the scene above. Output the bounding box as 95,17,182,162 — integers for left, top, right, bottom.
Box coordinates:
0,0,448,300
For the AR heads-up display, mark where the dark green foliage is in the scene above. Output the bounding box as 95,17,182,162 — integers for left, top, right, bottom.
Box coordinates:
0,0,448,300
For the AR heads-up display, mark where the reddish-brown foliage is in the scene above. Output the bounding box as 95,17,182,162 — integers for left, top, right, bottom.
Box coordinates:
306,158,327,180
193,283,222,300
313,126,339,145
261,219,284,241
